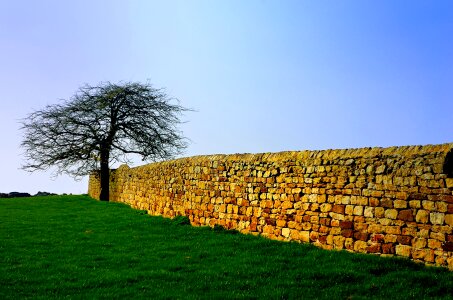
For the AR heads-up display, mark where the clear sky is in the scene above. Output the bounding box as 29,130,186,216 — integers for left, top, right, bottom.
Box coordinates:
0,0,452,195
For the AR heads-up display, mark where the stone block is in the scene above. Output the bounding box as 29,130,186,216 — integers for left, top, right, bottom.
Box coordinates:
382,243,395,254
368,223,384,233
375,207,385,218
397,209,414,222
353,206,364,216
422,200,436,211
397,235,412,245
354,240,368,253
331,204,345,214
282,228,291,238
339,220,353,229
345,205,354,215
364,207,374,218
366,244,381,253
428,239,442,249
445,214,453,226
412,238,427,249
445,178,453,188
430,212,445,225
395,245,412,257
409,200,421,209
333,236,345,249
384,209,398,220
354,231,369,241
415,210,429,223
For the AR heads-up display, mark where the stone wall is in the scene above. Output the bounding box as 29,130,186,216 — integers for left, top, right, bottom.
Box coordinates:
88,144,453,269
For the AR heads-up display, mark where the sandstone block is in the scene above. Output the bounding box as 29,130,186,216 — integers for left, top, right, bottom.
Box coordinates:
430,212,445,225
395,245,412,257
412,238,427,249
402,227,416,236
376,165,386,174
382,243,395,254
345,238,354,250
368,224,384,233
375,207,385,218
354,240,368,253
445,214,453,226
384,209,398,220
354,231,369,241
428,239,442,249
409,200,421,209
353,206,364,216
331,204,345,214
369,197,380,207
300,231,310,242
394,200,408,209
345,205,354,215
412,249,429,260
397,235,412,245
446,178,453,189
397,209,414,222
333,236,345,249
364,207,374,218
320,203,332,213
380,198,393,208
422,200,435,211
384,234,398,243
276,219,286,227
385,226,401,235
416,210,429,223
339,220,353,229
282,228,291,238
366,244,381,253
436,201,448,213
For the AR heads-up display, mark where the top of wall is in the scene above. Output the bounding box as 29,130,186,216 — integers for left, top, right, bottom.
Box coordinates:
118,143,453,173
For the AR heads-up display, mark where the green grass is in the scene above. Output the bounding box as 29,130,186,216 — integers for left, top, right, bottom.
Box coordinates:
1,195,452,299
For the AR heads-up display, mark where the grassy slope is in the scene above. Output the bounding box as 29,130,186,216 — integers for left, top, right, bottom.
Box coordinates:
0,195,452,299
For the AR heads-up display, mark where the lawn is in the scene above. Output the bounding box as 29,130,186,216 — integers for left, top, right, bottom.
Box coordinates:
0,195,452,299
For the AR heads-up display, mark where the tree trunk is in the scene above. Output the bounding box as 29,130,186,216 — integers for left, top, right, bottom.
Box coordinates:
99,150,110,201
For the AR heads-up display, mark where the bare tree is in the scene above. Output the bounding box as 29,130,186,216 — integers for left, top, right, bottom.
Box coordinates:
21,81,190,201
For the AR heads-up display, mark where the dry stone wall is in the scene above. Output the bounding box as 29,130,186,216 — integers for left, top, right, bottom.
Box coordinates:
88,144,453,269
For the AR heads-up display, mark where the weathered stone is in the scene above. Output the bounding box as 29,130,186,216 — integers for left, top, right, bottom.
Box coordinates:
394,200,408,209
376,165,386,174
445,214,453,226
428,239,442,249
331,204,345,214
384,209,398,220
354,241,368,252
366,244,381,253
397,235,412,245
395,245,412,257
446,178,453,189
354,231,368,241
430,213,445,225
416,210,429,223
353,206,364,216
382,243,395,254
281,228,290,238
338,220,352,229
397,209,414,222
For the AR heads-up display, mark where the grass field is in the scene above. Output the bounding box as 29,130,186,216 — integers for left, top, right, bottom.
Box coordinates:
0,195,452,299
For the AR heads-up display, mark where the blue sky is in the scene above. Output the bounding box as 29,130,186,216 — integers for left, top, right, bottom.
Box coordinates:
0,0,452,194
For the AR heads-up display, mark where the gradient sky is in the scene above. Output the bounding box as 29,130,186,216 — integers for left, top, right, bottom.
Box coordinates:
1,0,452,194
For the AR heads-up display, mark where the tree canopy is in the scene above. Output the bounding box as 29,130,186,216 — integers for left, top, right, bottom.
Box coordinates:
21,81,190,200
